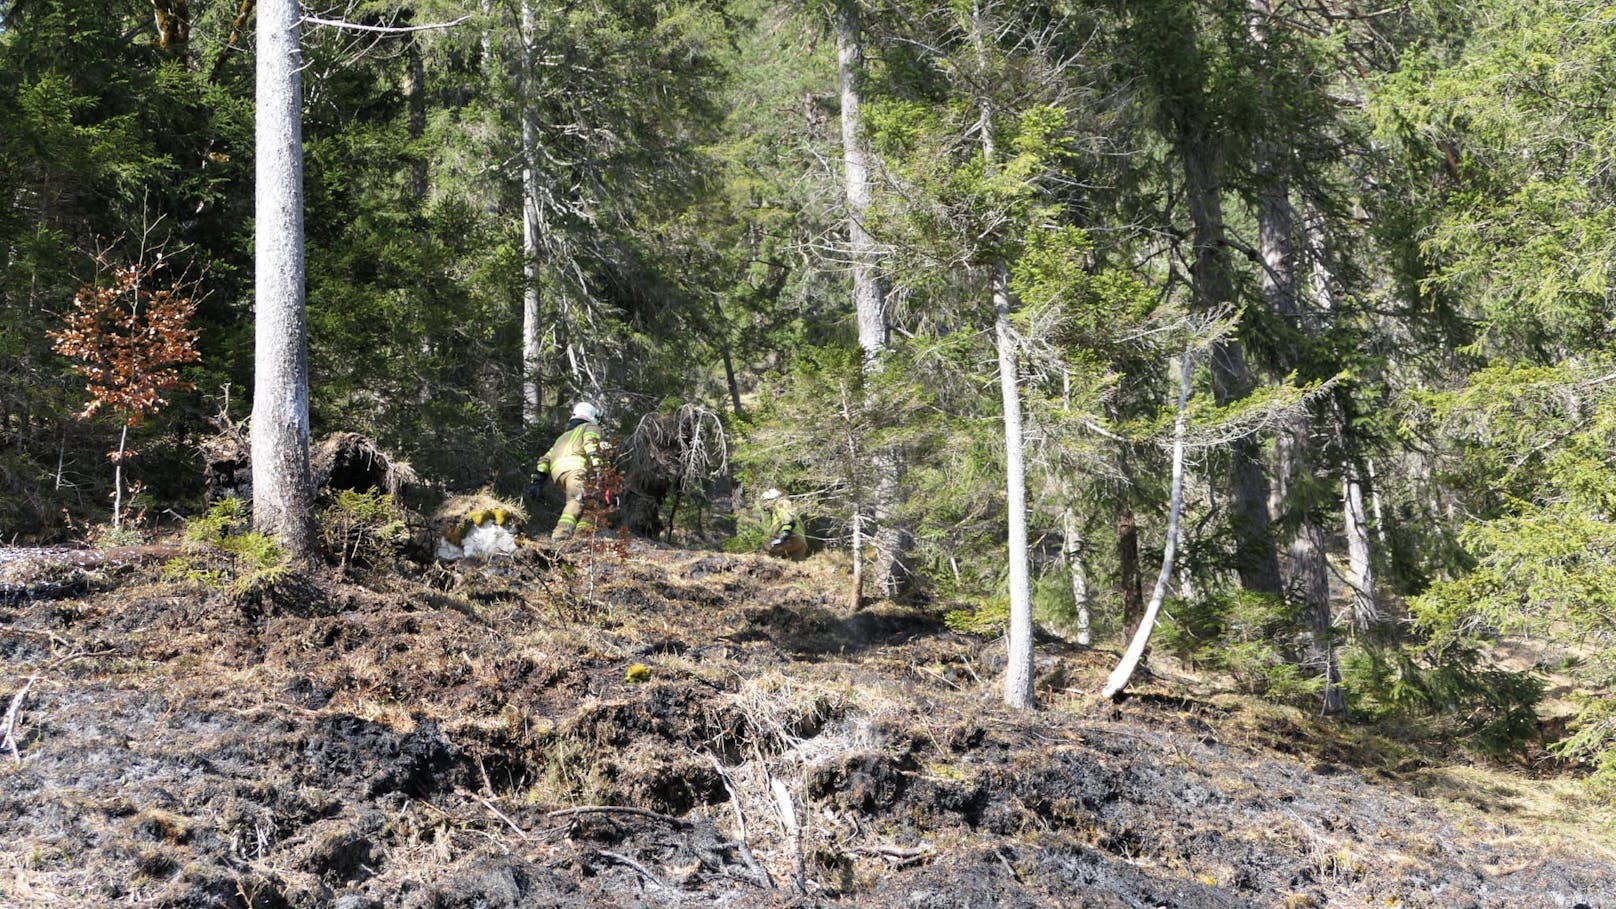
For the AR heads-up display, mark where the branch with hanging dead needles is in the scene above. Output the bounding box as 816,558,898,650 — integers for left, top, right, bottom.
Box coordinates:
301,14,469,34
2,676,38,764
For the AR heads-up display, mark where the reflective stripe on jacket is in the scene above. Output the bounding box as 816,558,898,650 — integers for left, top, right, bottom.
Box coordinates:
537,420,602,477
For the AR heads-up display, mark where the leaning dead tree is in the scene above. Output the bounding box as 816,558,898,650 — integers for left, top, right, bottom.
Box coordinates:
1102,310,1336,699
617,404,728,539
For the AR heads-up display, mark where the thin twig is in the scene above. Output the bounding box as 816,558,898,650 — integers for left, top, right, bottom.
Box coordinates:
2,676,38,764
459,789,532,841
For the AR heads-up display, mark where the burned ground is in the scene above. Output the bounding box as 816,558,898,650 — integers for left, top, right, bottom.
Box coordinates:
0,542,1611,908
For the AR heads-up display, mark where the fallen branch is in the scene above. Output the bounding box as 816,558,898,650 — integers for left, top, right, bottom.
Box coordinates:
547,805,688,827
706,753,774,889
853,843,935,868
769,777,807,895
458,788,532,841
598,850,674,893
2,676,38,764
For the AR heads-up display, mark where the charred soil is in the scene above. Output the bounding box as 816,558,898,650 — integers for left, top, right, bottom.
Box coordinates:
0,540,1611,908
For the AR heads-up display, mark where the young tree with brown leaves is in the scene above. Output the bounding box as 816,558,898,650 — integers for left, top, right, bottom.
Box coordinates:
50,258,201,530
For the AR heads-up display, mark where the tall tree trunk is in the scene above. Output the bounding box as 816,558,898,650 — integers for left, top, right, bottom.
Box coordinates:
838,1,884,361
1251,0,1343,715
995,263,1034,709
111,423,128,530
520,0,544,428
1306,202,1381,632
838,0,909,599
1180,131,1282,597
252,0,315,558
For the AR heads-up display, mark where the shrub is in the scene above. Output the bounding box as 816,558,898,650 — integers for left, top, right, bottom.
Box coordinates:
320,489,408,572
170,498,290,599
1158,589,1323,706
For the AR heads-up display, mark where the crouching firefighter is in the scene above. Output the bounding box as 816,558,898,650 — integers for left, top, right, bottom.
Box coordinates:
529,401,604,540
759,488,808,560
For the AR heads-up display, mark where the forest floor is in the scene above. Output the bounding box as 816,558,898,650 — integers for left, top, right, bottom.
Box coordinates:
1,536,1613,909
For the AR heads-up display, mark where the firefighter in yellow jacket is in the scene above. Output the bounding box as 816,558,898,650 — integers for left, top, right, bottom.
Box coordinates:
530,401,604,540
759,488,808,560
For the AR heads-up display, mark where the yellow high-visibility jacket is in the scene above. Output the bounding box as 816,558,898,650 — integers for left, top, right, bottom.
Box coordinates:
536,419,602,479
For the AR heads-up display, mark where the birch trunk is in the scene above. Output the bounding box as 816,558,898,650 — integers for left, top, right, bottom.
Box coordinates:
252,0,315,557
111,423,128,530
1103,349,1194,699
996,264,1034,709
838,1,884,361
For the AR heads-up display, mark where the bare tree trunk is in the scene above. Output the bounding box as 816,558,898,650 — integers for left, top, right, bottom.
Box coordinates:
111,423,128,530
995,263,1034,709
252,0,315,558
1342,460,1379,630
838,0,909,599
520,0,544,428
839,1,884,361
1306,205,1381,631
711,296,743,418
1062,507,1091,646
1117,503,1142,643
1103,348,1194,699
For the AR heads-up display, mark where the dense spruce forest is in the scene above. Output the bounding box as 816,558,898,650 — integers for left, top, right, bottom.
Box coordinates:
3,0,1616,798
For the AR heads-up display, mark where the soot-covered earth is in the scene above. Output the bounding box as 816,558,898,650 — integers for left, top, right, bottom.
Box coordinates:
1,539,1612,908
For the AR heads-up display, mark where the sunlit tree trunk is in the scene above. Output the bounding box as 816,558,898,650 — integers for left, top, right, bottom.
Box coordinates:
519,0,545,427
402,8,428,205
996,263,1033,709
1343,460,1379,629
838,0,909,600
252,0,315,557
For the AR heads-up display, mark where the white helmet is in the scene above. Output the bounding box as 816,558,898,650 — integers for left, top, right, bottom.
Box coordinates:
572,401,601,423
759,488,784,503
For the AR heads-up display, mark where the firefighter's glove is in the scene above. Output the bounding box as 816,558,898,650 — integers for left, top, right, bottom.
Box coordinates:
770,533,789,548
525,472,548,500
